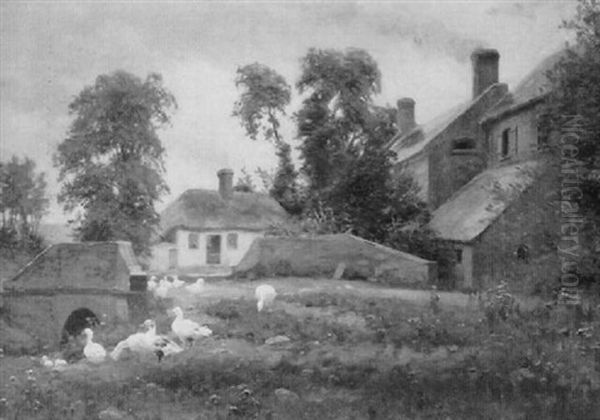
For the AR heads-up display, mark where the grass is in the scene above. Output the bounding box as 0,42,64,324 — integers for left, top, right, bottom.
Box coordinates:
2,281,600,419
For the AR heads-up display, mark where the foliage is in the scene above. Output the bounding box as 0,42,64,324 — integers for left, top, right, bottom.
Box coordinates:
54,71,176,255
542,0,600,282
270,141,305,215
233,63,291,144
0,156,48,251
233,168,257,193
295,48,382,193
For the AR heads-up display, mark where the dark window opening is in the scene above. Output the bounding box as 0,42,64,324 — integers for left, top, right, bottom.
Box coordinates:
501,129,510,157
452,138,476,151
227,233,238,249
188,233,199,249
455,249,463,264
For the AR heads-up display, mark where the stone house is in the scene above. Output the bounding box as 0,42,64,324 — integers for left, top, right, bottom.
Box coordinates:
149,169,288,275
390,48,562,291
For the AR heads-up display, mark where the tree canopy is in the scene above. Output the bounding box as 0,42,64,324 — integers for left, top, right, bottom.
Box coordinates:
0,156,48,251
54,70,177,255
543,0,600,280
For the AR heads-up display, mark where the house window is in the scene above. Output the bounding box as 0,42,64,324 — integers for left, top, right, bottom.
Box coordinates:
188,232,199,249
168,249,177,269
227,233,238,249
452,137,476,153
455,248,463,264
537,120,549,149
501,128,510,158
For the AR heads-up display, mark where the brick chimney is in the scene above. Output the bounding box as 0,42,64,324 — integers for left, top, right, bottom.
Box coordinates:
397,97,416,135
217,168,234,200
471,48,500,99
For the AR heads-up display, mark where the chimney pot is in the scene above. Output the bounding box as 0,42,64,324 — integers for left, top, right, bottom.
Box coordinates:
471,48,500,99
397,97,416,135
217,168,234,200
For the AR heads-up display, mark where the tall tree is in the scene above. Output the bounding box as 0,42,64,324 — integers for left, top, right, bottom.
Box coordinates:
233,63,291,144
233,63,304,213
0,156,48,249
296,48,382,194
54,71,176,255
543,0,600,281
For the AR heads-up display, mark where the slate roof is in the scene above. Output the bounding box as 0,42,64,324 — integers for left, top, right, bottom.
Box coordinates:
159,189,288,237
428,161,540,242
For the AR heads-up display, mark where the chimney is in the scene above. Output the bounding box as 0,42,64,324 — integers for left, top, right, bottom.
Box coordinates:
217,168,234,200
471,48,500,99
397,97,416,134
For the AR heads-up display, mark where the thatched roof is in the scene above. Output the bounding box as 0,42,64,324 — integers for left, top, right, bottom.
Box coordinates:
428,161,540,243
389,83,508,163
159,189,288,237
482,50,564,123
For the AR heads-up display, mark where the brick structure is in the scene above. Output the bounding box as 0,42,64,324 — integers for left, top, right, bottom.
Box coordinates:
2,242,146,348
390,48,563,290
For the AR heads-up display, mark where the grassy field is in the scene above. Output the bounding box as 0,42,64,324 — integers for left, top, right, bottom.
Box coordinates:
1,278,600,419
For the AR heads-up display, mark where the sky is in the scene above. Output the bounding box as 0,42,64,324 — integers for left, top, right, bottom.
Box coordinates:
1,1,577,223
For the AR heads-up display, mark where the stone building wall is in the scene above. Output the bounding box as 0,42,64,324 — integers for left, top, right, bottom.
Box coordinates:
471,163,560,293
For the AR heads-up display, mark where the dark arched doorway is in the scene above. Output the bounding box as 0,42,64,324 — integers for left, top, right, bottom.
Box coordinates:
61,308,100,345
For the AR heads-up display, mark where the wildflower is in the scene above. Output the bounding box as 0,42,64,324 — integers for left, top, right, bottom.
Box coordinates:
0,397,7,405
9,376,16,383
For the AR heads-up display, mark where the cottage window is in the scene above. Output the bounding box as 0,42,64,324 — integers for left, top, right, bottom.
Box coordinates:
501,128,510,158
452,137,476,152
188,232,199,249
227,233,238,249
455,249,463,264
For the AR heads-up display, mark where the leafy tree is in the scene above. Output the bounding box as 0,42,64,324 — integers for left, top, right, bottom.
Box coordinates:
543,0,600,282
0,156,48,251
296,48,382,193
233,63,304,213
270,141,305,215
54,71,176,255
233,63,291,144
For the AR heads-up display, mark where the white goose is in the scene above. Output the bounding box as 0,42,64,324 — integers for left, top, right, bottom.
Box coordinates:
170,275,185,289
110,324,152,361
170,306,212,347
185,278,205,294
143,319,183,361
81,328,106,364
154,278,172,299
255,284,277,312
147,276,158,292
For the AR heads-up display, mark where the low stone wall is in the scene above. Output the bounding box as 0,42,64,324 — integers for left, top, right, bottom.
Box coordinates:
234,234,436,287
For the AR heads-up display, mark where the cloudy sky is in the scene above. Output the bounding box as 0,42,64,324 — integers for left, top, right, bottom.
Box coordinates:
1,1,576,223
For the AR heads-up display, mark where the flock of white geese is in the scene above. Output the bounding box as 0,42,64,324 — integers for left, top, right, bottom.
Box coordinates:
39,277,278,368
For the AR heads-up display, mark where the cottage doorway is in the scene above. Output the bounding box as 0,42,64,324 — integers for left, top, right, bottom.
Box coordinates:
206,235,221,264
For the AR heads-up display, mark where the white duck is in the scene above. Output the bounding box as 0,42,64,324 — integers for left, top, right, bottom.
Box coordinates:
142,319,183,361
154,278,172,299
185,278,205,294
255,284,277,312
110,323,153,361
40,355,54,368
147,276,158,292
169,275,185,289
81,328,106,364
170,306,212,347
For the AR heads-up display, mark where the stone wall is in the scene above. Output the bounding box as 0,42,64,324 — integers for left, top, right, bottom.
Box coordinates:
234,234,436,287
3,292,130,347
471,162,560,293
7,242,141,291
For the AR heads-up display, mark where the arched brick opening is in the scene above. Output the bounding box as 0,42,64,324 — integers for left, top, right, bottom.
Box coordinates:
61,307,100,345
